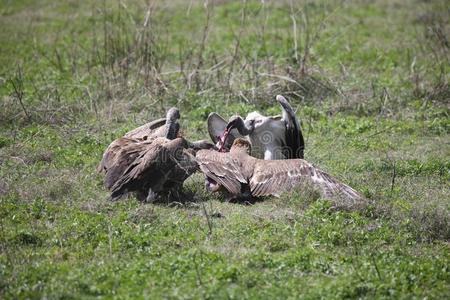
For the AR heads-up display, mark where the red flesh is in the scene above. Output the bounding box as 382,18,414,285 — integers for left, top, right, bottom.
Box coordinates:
217,128,230,152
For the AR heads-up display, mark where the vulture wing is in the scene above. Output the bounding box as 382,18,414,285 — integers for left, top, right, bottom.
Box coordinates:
104,138,158,190
97,137,144,175
124,117,167,140
109,138,187,200
167,149,199,185
98,117,167,174
196,150,247,196
250,159,363,204
276,95,305,159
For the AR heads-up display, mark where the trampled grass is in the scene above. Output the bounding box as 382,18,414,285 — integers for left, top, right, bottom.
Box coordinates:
0,0,449,299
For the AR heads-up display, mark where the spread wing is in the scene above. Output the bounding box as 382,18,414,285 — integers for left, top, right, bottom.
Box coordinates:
124,117,167,140
196,150,247,196
250,159,363,203
207,112,244,149
276,95,305,159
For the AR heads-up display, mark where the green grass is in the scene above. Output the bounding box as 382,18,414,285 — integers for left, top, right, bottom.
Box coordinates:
1,0,449,299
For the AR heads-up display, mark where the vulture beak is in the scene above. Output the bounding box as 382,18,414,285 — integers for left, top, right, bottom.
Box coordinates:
217,116,245,152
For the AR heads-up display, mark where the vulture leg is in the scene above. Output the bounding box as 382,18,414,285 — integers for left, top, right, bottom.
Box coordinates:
145,188,158,203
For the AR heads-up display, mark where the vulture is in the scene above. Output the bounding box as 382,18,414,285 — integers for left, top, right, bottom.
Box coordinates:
97,107,181,174
207,95,304,160
98,107,213,202
196,138,364,208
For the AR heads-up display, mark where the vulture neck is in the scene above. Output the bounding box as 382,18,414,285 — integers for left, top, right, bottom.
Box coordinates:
165,120,179,139
233,117,252,135
230,145,256,179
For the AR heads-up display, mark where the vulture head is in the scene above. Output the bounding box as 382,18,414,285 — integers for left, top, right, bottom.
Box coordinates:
227,112,271,136
230,138,252,154
122,106,181,141
166,107,181,122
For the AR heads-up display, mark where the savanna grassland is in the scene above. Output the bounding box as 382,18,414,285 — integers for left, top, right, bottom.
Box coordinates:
0,0,449,299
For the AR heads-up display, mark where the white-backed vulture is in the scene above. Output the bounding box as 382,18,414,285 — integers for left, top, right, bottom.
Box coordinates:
207,95,304,159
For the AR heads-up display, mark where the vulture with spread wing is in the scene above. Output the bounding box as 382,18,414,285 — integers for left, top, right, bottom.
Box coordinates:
207,95,304,159
196,138,364,208
98,107,213,202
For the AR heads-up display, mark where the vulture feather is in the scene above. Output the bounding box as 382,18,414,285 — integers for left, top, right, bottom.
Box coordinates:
98,107,213,202
196,139,364,208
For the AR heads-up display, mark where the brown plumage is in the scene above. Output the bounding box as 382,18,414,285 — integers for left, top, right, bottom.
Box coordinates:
123,117,167,140
98,107,213,201
97,107,180,174
196,138,364,207
124,106,181,140
107,137,198,201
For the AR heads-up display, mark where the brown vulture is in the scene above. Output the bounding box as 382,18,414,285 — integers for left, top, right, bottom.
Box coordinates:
196,138,364,208
98,107,213,202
